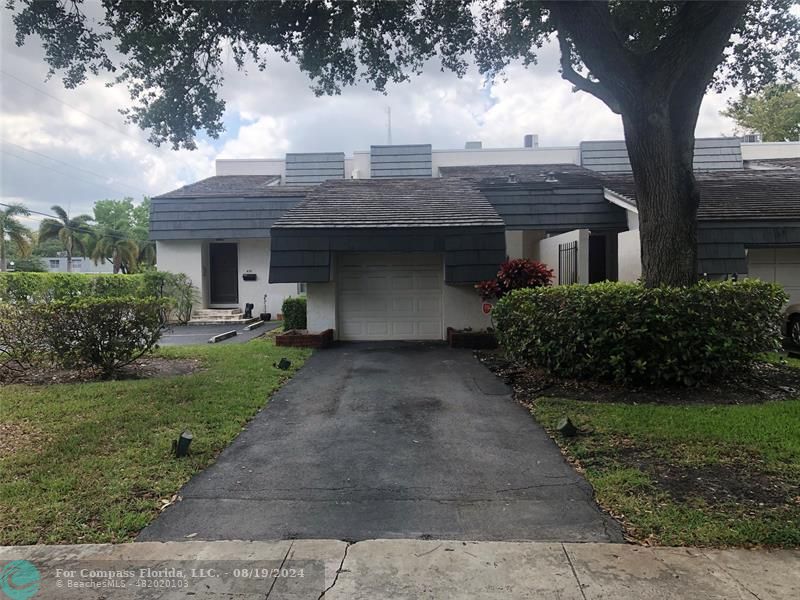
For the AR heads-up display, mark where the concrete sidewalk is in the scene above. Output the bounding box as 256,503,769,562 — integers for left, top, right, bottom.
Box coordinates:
1,540,797,599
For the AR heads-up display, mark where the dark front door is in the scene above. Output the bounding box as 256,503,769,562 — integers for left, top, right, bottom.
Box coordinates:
588,234,607,283
209,243,239,305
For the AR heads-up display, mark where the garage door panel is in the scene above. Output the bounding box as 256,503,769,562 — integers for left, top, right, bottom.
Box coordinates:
338,253,443,341
747,247,800,306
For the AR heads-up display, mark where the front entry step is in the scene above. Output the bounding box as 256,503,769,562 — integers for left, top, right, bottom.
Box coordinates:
189,309,261,326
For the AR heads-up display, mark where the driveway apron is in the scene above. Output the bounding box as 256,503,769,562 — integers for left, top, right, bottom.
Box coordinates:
139,342,621,542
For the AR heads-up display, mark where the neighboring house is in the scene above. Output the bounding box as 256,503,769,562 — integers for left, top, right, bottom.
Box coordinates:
41,256,115,274
150,137,800,341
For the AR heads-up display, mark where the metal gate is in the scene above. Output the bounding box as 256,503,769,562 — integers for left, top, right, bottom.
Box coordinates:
558,241,578,284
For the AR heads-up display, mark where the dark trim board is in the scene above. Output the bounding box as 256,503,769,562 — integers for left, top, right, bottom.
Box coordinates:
269,226,506,284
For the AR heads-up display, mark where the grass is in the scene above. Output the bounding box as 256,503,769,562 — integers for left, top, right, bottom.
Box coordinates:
0,337,310,545
533,390,800,547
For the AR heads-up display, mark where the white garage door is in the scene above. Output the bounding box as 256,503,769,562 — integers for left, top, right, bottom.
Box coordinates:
337,253,443,341
747,248,800,305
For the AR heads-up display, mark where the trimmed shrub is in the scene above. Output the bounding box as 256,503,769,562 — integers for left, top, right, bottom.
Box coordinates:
36,296,168,378
282,296,307,331
493,280,787,387
0,272,197,323
476,259,553,301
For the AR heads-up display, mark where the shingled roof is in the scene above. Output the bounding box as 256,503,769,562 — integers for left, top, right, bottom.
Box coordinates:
272,178,503,228
439,163,603,188
602,170,800,221
155,175,282,198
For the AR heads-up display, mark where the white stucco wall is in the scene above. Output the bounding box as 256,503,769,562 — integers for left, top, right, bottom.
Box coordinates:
626,210,639,230
741,141,800,160
432,147,580,174
443,284,492,332
505,230,546,261
157,238,298,314
156,240,207,307
617,230,642,282
307,281,337,332
538,229,590,284
215,158,285,177
237,238,297,316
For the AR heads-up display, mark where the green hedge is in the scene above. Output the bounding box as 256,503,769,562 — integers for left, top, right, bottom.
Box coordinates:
282,296,307,331
0,272,197,324
493,280,787,386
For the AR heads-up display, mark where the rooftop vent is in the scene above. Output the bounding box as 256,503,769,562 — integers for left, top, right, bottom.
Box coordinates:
544,171,558,183
507,173,518,184
524,134,539,148
465,141,483,149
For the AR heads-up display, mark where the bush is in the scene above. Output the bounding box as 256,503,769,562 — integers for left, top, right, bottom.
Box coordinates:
0,304,46,376
476,259,553,301
282,296,307,330
0,271,197,323
141,271,198,324
493,280,787,387
36,297,167,378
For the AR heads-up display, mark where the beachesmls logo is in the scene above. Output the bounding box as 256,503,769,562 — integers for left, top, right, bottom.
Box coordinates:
0,560,40,599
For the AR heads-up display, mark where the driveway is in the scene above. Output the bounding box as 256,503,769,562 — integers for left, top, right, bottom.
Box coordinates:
139,343,621,542
159,322,281,346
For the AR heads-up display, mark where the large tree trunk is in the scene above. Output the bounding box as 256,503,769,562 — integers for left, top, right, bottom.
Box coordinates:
622,97,701,288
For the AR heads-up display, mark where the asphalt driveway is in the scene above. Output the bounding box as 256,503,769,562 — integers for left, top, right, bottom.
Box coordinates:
139,343,621,542
159,322,281,346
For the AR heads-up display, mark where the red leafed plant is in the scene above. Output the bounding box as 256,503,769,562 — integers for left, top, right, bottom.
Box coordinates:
476,259,553,300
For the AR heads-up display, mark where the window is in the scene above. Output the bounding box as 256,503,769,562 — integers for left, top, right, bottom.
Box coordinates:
297,282,307,295
49,259,60,268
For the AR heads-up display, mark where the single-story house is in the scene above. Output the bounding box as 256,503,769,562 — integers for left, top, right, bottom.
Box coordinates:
151,137,800,341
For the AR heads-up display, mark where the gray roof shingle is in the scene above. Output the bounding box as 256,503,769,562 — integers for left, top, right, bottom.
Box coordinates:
602,170,800,221
155,175,282,198
273,178,504,228
439,164,603,188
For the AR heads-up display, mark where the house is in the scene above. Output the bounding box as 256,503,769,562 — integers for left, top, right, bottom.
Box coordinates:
40,256,115,274
150,137,800,339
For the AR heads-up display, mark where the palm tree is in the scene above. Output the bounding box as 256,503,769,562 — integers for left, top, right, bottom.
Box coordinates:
0,203,32,272
38,205,93,272
131,225,156,270
91,224,139,274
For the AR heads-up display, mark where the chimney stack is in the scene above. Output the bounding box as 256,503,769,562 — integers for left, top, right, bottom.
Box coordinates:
524,134,539,148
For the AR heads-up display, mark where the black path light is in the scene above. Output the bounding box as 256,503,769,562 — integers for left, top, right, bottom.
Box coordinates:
173,430,193,457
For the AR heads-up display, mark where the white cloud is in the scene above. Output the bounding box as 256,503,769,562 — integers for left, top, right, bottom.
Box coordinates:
1,19,741,220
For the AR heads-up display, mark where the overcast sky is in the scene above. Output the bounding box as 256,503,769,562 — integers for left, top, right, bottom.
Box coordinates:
0,9,741,228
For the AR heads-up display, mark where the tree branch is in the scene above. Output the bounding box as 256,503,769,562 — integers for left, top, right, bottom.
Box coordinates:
556,31,622,114
650,1,749,95
546,1,640,111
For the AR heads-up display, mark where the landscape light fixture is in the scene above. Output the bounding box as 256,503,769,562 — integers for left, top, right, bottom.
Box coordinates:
174,430,193,457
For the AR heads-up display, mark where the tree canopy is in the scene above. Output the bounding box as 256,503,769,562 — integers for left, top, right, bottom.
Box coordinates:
9,0,800,286
9,0,798,149
722,83,800,141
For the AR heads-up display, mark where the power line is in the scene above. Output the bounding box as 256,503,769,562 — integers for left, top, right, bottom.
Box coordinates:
1,201,149,244
0,140,150,197
0,148,147,200
0,69,144,144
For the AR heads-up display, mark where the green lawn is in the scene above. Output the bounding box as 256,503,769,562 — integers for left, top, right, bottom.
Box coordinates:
533,386,800,547
0,337,310,545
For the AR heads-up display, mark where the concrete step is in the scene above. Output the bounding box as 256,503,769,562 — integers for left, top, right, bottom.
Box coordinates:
193,309,242,316
187,317,262,326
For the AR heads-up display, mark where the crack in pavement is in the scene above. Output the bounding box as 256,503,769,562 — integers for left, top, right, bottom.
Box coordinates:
697,549,764,600
318,541,352,599
561,544,589,600
264,540,294,599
